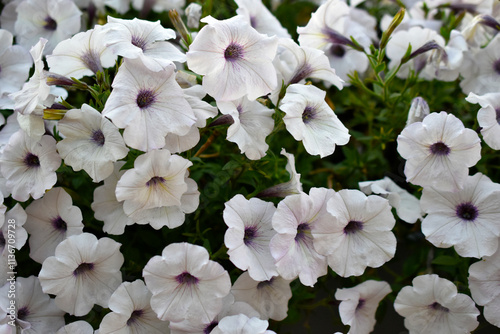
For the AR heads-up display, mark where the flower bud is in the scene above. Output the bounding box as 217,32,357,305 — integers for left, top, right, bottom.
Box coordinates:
406,97,430,126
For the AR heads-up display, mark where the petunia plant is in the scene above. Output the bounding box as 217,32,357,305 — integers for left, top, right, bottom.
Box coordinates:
1,0,500,333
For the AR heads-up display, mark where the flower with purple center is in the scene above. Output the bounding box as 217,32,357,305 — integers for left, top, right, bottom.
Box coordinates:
102,58,196,151
397,111,481,192
24,187,83,264
224,194,278,281
420,172,500,258
335,280,392,334
0,276,65,333
98,280,169,334
39,233,124,316
270,188,334,287
0,130,61,201
47,25,117,79
143,242,231,324
186,15,278,101
56,104,128,183
280,84,349,158
313,189,396,277
395,274,479,334
105,17,186,72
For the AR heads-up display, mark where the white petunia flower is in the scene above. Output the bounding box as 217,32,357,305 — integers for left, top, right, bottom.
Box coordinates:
280,84,350,158
0,276,65,333
211,314,276,334
115,149,192,216
394,274,479,333
39,232,124,316
1,204,28,257
143,242,231,324
0,130,61,201
98,280,169,333
186,15,278,101
105,16,186,72
57,104,128,182
25,187,84,263
231,271,292,321
92,161,134,235
169,293,259,334
468,247,500,327
359,177,423,224
273,38,343,90
335,280,391,334
466,91,500,150
420,172,500,258
102,58,196,151
217,97,275,160
313,189,396,277
47,25,117,79
397,111,481,192
223,194,277,281
269,188,332,287
14,0,82,55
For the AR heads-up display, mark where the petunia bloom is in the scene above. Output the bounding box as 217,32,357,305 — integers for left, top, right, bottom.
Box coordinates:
335,280,391,334
394,274,479,333
56,104,128,182
143,242,231,324
420,172,500,258
39,233,124,316
397,111,481,192
186,15,278,101
223,194,278,281
280,84,350,158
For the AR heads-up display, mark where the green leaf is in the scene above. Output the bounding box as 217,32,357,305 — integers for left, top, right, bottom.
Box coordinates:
432,255,459,266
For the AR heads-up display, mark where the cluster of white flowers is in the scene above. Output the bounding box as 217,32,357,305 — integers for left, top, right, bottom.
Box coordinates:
0,0,500,333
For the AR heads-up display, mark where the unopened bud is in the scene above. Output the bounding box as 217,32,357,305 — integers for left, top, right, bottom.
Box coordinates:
185,3,202,29
380,8,405,49
169,9,193,48
406,97,430,126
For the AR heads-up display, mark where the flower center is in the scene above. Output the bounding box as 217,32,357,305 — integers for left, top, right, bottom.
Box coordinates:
243,226,258,246
175,271,199,286
429,141,450,156
356,299,365,311
17,306,30,320
429,301,450,313
344,220,363,234
81,50,103,74
330,44,346,58
224,43,244,61
51,216,67,232
496,108,500,124
131,35,148,51
126,309,144,326
44,16,57,31
302,106,316,124
23,153,40,168
91,129,105,146
493,59,500,75
136,89,156,109
295,222,311,242
456,202,478,221
289,64,313,84
146,176,165,187
204,321,219,334
73,262,94,276
257,277,275,289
